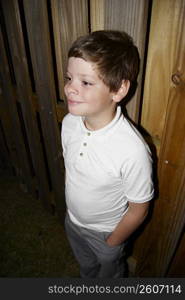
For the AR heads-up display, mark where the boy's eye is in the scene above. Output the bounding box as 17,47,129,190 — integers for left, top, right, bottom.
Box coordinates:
65,75,71,82
82,81,93,86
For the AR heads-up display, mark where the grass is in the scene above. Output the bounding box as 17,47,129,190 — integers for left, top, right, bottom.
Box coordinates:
0,171,79,277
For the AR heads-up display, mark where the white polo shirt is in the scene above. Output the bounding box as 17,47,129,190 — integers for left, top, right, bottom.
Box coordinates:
62,106,154,232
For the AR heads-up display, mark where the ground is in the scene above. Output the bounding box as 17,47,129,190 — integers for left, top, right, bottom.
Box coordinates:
0,170,79,277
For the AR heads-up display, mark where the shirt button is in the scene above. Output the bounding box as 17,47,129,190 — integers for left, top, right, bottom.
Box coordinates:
80,152,83,156
87,132,91,136
83,143,87,146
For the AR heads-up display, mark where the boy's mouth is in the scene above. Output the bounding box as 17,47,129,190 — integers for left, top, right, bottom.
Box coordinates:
68,99,83,105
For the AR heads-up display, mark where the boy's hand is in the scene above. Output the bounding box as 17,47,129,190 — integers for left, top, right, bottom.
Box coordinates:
106,201,149,247
106,234,121,247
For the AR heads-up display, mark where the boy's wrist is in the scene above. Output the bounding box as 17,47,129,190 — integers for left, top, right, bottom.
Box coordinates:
106,234,122,247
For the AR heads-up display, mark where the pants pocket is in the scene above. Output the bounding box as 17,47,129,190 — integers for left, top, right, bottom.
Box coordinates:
102,231,125,251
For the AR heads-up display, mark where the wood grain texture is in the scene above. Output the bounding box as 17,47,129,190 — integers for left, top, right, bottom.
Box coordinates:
51,0,89,100
167,231,185,277
0,27,33,192
141,0,185,146
133,0,185,277
23,0,65,216
1,0,52,209
90,0,105,31
0,118,11,170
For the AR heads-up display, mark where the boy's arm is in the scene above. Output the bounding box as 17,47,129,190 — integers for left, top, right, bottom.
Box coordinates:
106,201,149,247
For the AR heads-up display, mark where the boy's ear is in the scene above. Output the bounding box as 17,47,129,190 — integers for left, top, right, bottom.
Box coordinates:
112,80,130,103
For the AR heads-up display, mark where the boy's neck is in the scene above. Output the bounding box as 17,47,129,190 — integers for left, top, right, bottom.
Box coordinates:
84,109,117,131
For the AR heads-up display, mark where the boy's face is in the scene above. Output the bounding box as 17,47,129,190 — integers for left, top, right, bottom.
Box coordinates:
64,57,117,128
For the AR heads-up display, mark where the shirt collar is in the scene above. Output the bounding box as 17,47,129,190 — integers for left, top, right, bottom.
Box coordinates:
79,106,123,136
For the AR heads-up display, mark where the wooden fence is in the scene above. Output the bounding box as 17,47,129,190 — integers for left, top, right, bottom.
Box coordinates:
1,0,185,277
0,0,150,215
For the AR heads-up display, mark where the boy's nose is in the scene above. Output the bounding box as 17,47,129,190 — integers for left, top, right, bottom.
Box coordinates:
65,81,79,95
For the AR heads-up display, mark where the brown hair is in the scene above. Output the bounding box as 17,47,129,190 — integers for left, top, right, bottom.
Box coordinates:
68,30,140,92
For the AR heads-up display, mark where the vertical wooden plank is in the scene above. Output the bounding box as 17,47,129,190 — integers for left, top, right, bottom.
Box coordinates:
90,0,105,31
0,94,19,175
135,85,185,276
23,0,64,216
0,27,33,190
141,0,185,150
167,232,185,277
51,0,89,100
155,85,185,276
133,0,185,277
90,0,150,123
0,118,11,171
1,0,51,209
0,116,18,174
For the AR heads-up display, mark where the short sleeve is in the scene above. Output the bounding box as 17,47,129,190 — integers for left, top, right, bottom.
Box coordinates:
121,147,154,203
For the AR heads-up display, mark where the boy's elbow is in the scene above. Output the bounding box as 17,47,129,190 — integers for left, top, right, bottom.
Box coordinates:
129,201,149,223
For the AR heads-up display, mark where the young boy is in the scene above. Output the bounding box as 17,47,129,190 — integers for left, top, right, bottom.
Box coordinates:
61,30,154,278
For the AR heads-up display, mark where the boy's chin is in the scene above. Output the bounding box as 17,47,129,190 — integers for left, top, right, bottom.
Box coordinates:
68,107,84,116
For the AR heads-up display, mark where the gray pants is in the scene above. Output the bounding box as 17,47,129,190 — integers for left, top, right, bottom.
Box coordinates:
65,213,125,278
